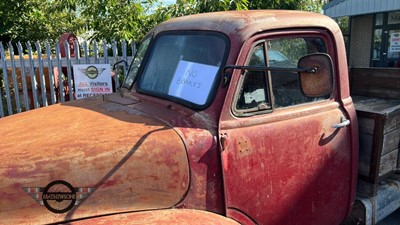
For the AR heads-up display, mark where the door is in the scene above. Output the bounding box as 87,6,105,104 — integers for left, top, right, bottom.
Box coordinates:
220,30,354,225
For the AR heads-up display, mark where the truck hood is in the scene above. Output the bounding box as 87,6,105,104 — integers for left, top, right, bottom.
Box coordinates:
0,95,189,224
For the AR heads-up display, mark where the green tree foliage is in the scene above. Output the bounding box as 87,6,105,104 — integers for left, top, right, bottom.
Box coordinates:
74,0,153,41
160,0,248,18
0,0,83,43
248,0,325,12
0,0,327,43
0,0,33,42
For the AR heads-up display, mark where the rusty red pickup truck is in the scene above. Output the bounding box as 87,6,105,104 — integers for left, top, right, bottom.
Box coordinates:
1,10,400,225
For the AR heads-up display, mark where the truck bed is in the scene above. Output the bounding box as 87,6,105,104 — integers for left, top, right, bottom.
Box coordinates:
350,68,400,197
353,95,400,193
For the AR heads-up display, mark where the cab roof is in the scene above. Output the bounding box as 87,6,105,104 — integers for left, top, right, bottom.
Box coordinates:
150,10,340,43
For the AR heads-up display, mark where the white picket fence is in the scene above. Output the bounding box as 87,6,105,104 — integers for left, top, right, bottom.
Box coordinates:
0,40,136,118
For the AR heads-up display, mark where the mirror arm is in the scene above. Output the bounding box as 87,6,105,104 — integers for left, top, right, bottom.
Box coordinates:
223,65,317,74
113,60,128,70
112,60,129,90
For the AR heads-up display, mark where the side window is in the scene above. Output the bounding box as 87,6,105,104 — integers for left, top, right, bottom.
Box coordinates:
235,45,271,112
235,36,330,115
268,37,328,108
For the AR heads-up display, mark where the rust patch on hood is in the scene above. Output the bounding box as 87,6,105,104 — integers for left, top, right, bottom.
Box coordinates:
70,209,240,224
0,96,189,224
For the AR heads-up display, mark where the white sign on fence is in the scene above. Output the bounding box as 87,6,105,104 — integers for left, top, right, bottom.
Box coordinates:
73,64,113,99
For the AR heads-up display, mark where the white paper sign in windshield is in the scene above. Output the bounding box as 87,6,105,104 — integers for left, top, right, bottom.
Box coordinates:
168,60,219,105
73,64,113,99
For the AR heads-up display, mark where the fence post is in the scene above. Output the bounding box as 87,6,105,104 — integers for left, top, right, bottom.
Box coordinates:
82,40,90,64
35,41,48,107
8,42,22,113
112,40,119,90
26,42,40,109
54,40,64,103
45,41,56,105
103,40,109,64
16,42,31,111
64,41,74,101
122,40,128,76
0,42,9,117
93,40,99,64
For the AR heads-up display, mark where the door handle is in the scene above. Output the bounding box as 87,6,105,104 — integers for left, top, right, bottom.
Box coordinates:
332,117,350,129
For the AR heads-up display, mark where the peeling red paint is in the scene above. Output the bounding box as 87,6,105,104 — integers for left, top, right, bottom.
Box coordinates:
0,10,358,225
0,95,190,224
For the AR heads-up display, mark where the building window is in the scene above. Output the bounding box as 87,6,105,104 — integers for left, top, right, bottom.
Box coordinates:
372,29,382,62
375,13,383,25
371,11,400,68
387,29,400,66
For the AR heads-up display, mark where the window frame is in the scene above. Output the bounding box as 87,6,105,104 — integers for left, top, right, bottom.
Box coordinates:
135,30,230,110
232,41,274,117
123,33,153,90
232,29,335,117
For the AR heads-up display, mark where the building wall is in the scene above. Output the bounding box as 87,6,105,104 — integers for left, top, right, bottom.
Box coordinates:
349,15,373,67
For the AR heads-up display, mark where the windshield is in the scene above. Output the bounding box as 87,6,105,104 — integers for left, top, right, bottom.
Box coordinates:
137,32,228,108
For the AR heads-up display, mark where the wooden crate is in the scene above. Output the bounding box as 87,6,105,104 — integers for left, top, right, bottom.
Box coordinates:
353,96,400,197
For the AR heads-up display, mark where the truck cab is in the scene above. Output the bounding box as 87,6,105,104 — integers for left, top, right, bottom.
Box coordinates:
0,10,360,224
